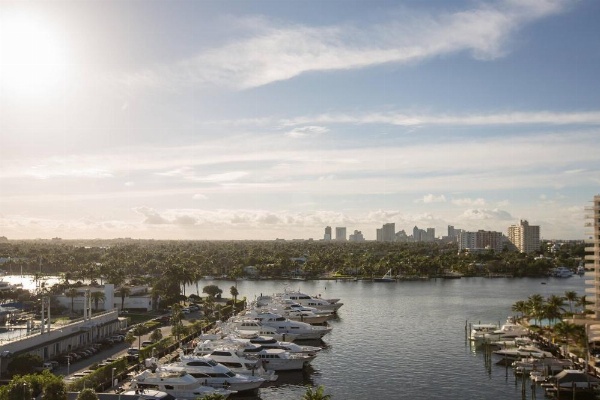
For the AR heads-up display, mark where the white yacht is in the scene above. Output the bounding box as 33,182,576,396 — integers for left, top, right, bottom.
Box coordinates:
129,368,235,399
222,318,300,342
253,348,316,371
252,312,332,340
491,318,529,339
162,357,265,392
196,345,278,382
469,323,499,341
278,290,343,313
245,335,322,355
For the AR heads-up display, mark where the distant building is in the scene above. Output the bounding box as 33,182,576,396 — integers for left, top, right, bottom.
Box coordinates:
458,230,504,253
395,230,409,242
349,230,365,242
335,227,347,242
324,226,332,241
508,220,540,253
413,226,435,242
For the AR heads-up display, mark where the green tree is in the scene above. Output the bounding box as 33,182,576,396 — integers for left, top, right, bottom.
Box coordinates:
197,394,227,400
150,328,163,343
203,285,223,299
230,285,239,305
76,388,99,400
42,379,68,400
90,291,106,311
65,287,79,314
302,385,331,400
7,353,43,376
117,286,131,311
564,290,579,314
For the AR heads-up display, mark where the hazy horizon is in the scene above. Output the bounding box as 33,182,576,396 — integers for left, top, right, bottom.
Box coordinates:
1,0,599,241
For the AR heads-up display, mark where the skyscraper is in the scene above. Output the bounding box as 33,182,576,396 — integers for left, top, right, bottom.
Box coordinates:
585,195,600,325
324,226,332,241
335,227,347,242
507,220,540,253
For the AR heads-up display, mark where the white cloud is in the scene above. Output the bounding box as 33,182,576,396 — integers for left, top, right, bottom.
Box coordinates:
422,194,447,203
452,197,486,206
193,194,208,200
122,0,568,90
285,126,329,138
460,208,513,220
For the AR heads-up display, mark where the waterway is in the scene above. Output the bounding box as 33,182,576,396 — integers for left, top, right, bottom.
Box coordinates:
193,276,587,400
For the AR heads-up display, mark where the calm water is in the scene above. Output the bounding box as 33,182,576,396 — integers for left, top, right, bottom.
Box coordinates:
194,276,587,400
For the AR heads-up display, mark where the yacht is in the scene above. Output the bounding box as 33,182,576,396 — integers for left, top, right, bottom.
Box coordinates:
550,267,574,278
252,312,332,340
254,348,316,371
222,318,300,342
162,356,265,392
278,291,343,313
469,323,499,341
491,318,529,339
195,344,278,382
129,368,235,399
246,335,322,355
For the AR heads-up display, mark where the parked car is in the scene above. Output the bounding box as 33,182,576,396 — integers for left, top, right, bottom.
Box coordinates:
127,347,140,355
141,340,154,347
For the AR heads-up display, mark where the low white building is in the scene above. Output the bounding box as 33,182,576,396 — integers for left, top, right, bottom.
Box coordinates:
55,284,153,312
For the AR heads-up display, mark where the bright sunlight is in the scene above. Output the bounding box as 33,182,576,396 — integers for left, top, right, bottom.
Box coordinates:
0,10,68,98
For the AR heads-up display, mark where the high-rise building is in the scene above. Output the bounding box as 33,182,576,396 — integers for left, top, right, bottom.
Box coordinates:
507,220,540,253
335,227,347,242
324,226,332,241
458,230,504,253
585,195,600,328
377,223,395,242
349,230,365,242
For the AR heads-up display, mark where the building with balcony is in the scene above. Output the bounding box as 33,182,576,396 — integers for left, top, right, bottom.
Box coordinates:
507,220,540,253
585,195,600,341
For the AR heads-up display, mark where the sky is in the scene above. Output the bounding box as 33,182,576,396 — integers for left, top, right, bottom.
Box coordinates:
1,0,599,241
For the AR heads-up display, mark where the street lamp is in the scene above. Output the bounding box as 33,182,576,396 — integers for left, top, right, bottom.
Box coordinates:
67,356,70,376
111,367,116,389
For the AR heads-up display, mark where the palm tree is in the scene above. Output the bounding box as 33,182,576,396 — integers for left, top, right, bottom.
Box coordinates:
511,300,528,320
564,290,579,314
65,288,79,315
302,385,331,400
553,321,579,353
526,294,544,326
90,291,105,311
117,286,131,311
230,286,239,306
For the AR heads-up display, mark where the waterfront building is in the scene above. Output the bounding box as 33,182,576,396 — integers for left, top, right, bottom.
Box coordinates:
458,230,504,253
507,220,540,253
585,195,600,341
335,227,347,242
55,284,153,312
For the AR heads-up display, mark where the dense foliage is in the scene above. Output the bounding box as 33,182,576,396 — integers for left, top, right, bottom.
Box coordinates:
0,239,585,310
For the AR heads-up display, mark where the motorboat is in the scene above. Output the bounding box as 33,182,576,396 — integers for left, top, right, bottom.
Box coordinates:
162,356,265,392
550,266,574,278
129,368,235,399
195,343,278,382
120,389,171,399
491,318,529,339
493,345,554,362
543,369,600,398
470,323,499,341
221,318,300,342
245,335,322,355
253,348,316,371
252,312,332,340
373,268,395,282
277,290,343,313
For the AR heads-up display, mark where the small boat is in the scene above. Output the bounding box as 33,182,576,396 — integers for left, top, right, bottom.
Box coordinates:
373,269,395,282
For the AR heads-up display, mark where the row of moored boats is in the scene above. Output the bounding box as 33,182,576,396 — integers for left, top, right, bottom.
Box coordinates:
470,318,600,399
122,289,342,399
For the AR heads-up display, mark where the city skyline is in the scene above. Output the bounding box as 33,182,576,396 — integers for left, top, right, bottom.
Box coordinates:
1,0,600,241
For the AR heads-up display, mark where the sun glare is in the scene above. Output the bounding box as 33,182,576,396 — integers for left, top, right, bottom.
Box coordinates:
0,11,68,98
